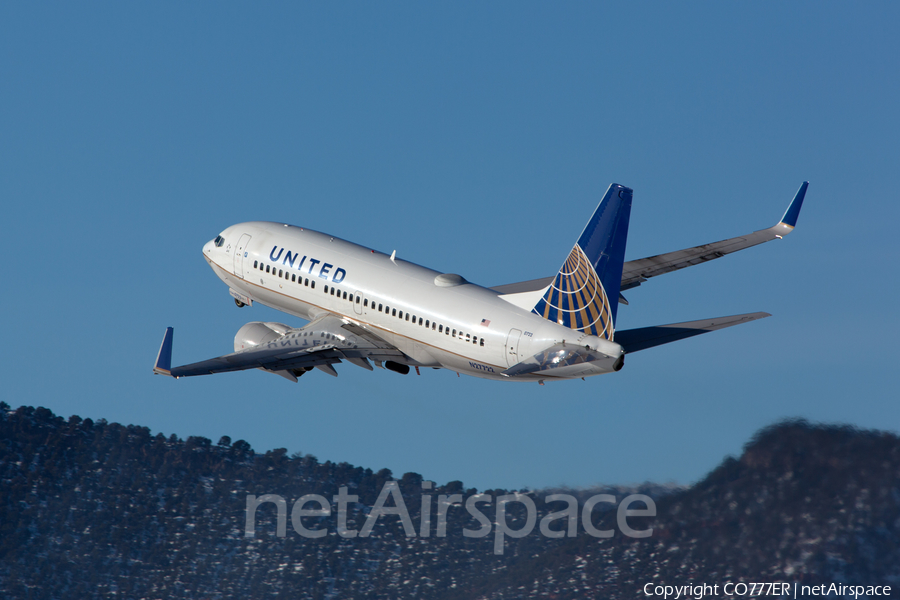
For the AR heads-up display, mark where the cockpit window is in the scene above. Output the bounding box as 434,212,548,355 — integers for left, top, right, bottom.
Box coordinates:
214,235,225,247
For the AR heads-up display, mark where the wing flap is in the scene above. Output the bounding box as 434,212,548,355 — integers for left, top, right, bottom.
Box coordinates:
620,232,768,290
169,345,343,378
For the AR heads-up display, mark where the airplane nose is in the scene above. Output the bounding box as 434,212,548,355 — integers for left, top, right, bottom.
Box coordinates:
203,240,214,255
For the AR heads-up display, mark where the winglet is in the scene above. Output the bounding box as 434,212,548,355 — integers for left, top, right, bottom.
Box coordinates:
153,327,174,377
779,181,808,228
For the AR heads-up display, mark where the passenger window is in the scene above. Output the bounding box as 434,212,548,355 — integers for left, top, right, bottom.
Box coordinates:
398,311,403,319
425,320,430,328
466,333,470,342
279,269,283,277
392,309,397,317
266,265,270,273
305,278,309,286
311,281,315,289
291,274,296,282
356,297,361,304
378,304,383,312
331,288,335,296
439,325,443,333
324,285,329,294
452,329,457,337
364,299,368,307
480,339,484,347
254,260,258,268
343,292,347,300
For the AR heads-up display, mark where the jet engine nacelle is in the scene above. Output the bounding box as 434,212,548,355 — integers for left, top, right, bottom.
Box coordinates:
234,322,293,352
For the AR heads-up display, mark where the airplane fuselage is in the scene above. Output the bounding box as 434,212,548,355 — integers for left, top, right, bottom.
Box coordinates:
156,183,806,384
203,222,624,381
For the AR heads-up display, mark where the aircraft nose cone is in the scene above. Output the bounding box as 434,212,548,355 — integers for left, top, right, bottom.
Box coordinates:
203,240,214,254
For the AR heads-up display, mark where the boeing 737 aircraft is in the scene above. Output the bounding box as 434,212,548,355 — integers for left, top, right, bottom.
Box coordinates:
154,182,807,384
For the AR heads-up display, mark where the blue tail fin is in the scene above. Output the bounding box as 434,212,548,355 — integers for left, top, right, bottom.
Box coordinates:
531,184,632,340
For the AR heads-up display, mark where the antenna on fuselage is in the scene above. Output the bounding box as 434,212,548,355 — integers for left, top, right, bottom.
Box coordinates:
390,250,397,262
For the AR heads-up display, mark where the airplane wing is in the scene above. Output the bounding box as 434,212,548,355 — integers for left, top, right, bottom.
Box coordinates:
614,312,770,353
491,182,808,299
153,315,405,382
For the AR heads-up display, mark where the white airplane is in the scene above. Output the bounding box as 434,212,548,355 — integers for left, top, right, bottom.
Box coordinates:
154,182,807,384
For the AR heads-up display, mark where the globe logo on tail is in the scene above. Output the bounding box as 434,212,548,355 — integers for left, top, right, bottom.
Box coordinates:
532,244,614,340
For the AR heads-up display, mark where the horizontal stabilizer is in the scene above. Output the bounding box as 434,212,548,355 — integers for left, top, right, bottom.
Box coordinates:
615,312,770,353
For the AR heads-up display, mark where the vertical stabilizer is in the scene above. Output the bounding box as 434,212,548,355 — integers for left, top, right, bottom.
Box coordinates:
532,184,632,340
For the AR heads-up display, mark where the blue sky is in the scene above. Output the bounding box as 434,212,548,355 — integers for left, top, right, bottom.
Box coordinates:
2,3,898,491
